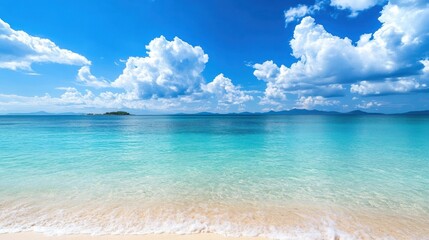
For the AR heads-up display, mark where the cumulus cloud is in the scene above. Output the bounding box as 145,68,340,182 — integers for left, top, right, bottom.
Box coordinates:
351,59,429,95
255,0,429,104
112,36,208,99
77,66,110,88
0,18,90,71
330,0,385,16
296,96,339,109
0,36,253,113
203,74,253,106
110,36,251,109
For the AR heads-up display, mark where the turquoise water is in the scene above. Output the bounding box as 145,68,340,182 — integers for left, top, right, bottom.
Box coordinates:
0,115,428,239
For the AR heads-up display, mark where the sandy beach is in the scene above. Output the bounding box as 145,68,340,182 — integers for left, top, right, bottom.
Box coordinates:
0,233,265,240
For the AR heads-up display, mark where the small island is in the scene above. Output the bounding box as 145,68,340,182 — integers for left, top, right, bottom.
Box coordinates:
104,111,130,115
87,111,131,116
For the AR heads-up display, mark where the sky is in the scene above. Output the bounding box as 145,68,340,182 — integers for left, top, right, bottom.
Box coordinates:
0,0,428,114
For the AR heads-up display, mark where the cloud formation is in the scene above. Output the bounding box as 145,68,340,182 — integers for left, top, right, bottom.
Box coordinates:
1,1,427,113
0,18,90,71
356,100,383,109
77,66,110,88
203,74,253,106
284,3,323,27
330,0,385,15
0,88,182,112
284,0,385,25
296,96,339,109
108,36,251,109
351,60,429,95
255,0,429,106
0,85,251,113
0,36,252,113
351,79,427,95
112,36,208,99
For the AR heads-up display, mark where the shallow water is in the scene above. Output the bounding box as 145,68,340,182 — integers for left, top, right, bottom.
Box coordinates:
0,115,428,239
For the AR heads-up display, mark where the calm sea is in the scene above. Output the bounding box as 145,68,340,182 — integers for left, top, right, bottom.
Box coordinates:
0,115,428,239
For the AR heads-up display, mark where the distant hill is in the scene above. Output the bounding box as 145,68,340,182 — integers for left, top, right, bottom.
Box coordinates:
263,109,341,115
400,110,429,115
176,109,429,116
193,112,219,115
4,109,429,116
344,110,383,115
175,109,340,116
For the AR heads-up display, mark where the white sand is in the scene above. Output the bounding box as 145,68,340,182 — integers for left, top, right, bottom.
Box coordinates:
0,232,266,240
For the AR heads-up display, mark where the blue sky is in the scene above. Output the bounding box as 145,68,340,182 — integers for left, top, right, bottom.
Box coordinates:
0,0,428,113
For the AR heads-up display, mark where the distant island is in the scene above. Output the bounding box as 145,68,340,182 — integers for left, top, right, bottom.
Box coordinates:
175,109,429,116
104,111,130,115
87,111,131,116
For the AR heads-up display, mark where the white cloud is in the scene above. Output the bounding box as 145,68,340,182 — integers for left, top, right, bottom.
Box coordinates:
109,36,251,109
77,66,110,88
253,61,287,105
284,2,324,27
0,88,181,112
0,36,254,113
259,83,288,105
296,96,339,109
357,100,383,109
351,60,429,95
351,79,427,95
255,0,429,105
285,5,310,26
0,18,90,71
0,85,251,113
292,84,345,97
330,0,385,16
423,59,429,73
284,0,383,24
112,36,208,99
203,74,253,106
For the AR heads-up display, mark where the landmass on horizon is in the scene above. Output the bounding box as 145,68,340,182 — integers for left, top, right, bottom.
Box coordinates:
87,111,131,116
3,109,429,116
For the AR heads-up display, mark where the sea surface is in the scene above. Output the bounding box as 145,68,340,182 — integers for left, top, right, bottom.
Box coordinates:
0,115,428,239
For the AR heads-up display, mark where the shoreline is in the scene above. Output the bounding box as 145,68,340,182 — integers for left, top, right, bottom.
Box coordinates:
1,203,428,239
0,233,266,240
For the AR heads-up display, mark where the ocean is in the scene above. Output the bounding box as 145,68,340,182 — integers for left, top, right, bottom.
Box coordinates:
0,115,428,239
